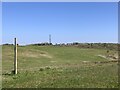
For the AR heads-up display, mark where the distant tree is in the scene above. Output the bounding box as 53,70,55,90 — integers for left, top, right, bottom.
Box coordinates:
90,43,93,48
103,43,107,48
73,42,79,45
3,43,13,46
49,43,52,45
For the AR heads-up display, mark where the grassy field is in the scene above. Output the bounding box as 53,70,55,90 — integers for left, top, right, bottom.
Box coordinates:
2,45,118,88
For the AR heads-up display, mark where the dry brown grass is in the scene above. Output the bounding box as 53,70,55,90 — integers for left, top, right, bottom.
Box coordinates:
19,50,52,58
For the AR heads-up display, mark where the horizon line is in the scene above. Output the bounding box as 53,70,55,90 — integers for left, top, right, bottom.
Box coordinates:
1,42,118,45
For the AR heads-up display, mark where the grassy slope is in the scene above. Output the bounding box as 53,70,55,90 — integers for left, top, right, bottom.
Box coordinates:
2,45,118,88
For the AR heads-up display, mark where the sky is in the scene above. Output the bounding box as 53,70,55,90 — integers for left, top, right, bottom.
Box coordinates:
2,2,118,45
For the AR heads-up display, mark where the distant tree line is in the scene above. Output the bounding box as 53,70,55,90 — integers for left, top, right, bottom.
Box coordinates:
2,43,18,46
30,42,52,46
3,42,118,50
54,42,118,50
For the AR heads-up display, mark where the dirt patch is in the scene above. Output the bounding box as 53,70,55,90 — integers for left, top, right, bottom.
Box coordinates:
98,55,106,59
39,53,52,58
50,60,57,63
97,54,118,60
96,54,118,64
82,61,90,63
19,50,52,58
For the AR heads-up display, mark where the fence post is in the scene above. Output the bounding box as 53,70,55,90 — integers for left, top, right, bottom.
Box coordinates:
14,38,17,74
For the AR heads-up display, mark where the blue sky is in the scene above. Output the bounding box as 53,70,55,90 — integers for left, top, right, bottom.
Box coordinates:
2,2,118,45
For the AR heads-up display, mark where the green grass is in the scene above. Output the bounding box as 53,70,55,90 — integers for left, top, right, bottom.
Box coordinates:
2,45,118,88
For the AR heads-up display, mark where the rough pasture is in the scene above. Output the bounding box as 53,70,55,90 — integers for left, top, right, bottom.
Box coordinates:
2,45,118,88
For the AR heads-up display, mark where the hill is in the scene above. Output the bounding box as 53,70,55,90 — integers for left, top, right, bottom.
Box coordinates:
2,45,118,88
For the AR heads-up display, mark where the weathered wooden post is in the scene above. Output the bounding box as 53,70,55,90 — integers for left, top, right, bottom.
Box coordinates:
14,38,17,74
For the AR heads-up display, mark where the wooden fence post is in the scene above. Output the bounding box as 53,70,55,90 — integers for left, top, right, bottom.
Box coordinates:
14,38,17,74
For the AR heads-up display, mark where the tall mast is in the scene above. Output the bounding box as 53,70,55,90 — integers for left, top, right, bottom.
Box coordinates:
49,34,51,44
